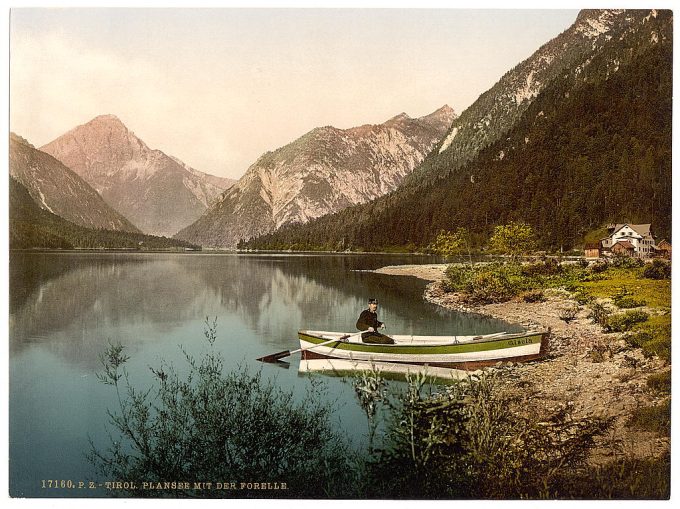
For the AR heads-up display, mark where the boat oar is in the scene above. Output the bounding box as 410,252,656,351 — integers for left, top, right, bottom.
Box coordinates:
257,333,356,363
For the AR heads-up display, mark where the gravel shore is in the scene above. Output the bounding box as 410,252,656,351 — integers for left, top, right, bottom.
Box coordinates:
376,264,670,463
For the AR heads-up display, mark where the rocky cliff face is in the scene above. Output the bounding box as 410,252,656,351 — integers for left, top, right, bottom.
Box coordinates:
174,106,455,248
40,115,235,236
9,133,139,232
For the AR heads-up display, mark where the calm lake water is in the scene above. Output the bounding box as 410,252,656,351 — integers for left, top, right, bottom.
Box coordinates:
9,251,520,498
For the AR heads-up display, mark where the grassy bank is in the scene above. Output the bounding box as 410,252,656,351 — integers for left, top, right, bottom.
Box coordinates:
443,258,671,361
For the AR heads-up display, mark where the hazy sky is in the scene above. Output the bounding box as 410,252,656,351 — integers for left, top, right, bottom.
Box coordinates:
10,9,579,179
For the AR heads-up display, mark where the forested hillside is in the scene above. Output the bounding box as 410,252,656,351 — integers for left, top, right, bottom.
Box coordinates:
243,11,671,252
10,177,199,250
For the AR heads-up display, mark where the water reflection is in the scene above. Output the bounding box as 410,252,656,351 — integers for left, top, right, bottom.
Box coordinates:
10,252,520,369
9,251,520,498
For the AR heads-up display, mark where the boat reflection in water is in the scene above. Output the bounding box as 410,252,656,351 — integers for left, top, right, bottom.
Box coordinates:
298,358,473,382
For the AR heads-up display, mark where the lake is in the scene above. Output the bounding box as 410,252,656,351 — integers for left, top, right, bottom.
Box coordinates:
8,251,520,497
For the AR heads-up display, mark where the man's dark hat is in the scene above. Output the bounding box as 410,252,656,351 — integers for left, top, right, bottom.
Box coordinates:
368,298,378,304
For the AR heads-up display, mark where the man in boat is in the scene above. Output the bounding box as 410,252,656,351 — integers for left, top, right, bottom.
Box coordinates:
356,298,395,344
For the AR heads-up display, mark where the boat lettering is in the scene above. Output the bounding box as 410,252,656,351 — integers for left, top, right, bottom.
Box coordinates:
508,337,534,346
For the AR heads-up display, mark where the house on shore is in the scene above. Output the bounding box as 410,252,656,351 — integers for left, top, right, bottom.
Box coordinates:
601,223,657,259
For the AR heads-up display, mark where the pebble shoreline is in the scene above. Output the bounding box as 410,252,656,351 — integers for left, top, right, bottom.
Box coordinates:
374,263,670,462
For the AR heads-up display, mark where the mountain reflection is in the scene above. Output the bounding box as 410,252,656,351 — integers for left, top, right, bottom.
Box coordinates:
9,252,519,368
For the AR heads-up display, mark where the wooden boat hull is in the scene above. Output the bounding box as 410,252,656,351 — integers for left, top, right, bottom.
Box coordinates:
298,329,549,370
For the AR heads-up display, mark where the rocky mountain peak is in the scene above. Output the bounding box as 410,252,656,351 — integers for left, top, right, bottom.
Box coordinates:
40,115,234,236
90,113,124,123
385,112,411,124
10,132,34,148
175,105,453,248
418,105,457,129
573,9,625,38
421,104,455,120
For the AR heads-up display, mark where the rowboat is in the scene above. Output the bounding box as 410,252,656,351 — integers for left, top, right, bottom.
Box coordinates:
297,329,550,370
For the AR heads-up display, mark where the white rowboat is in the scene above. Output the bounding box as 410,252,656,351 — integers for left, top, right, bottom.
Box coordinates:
297,329,550,370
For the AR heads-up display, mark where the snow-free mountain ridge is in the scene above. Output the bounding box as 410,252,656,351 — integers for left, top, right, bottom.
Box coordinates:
40,115,235,236
175,105,455,248
10,133,140,233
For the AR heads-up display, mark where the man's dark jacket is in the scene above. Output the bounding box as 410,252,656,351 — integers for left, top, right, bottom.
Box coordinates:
356,309,383,332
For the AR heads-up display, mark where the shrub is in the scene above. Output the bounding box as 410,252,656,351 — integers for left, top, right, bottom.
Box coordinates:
362,372,613,499
622,321,670,360
89,320,356,498
614,296,647,309
521,290,546,303
564,453,670,499
605,311,650,333
559,304,580,324
573,289,593,305
443,264,476,292
613,287,646,309
624,331,650,349
646,371,671,394
634,321,671,361
588,302,611,327
590,259,609,273
521,258,562,277
611,255,644,269
641,260,671,280
627,400,671,436
467,266,521,303
589,342,612,363
445,263,525,303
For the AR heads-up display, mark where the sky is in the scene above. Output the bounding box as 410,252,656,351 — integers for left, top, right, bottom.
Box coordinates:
9,8,581,179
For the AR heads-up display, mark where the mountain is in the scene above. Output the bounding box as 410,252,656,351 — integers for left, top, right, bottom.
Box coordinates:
9,133,139,233
174,105,455,248
9,176,199,250
401,9,654,188
243,9,672,251
40,115,235,236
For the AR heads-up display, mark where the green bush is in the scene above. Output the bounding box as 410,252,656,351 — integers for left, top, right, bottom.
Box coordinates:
361,372,613,499
646,371,671,394
443,264,476,292
611,255,644,269
634,322,671,361
641,260,671,280
605,311,649,332
589,342,612,363
627,400,671,436
521,258,562,276
90,320,356,498
590,259,610,273
573,289,594,305
521,290,546,303
613,287,646,308
559,304,581,323
614,296,647,308
467,268,519,303
624,331,650,349
588,302,611,327
623,322,670,360
444,263,526,303
563,453,670,499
